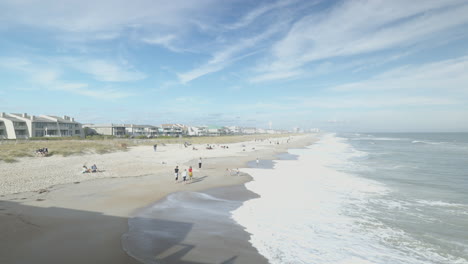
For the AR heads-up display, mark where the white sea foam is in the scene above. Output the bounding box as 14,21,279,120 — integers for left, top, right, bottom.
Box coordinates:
232,133,468,264
411,140,444,145
352,137,406,141
416,200,466,208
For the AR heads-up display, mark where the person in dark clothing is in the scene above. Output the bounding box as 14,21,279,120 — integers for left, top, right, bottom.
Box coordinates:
174,166,179,182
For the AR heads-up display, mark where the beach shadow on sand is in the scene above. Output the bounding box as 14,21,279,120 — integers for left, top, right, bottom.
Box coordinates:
0,200,247,264
187,176,208,185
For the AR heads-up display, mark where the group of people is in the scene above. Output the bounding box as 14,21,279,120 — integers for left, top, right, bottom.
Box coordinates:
225,168,240,176
174,165,194,183
82,164,99,173
173,158,202,183
35,147,48,156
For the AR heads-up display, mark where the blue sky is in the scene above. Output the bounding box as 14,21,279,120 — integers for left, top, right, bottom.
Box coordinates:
0,0,467,132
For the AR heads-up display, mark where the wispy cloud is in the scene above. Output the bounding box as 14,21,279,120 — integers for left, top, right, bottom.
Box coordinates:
142,34,183,53
0,57,134,99
177,25,283,83
253,0,468,82
224,0,299,30
331,56,468,92
0,0,217,33
67,59,147,82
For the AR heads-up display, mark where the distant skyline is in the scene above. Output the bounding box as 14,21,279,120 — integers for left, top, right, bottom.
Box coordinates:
1,0,467,132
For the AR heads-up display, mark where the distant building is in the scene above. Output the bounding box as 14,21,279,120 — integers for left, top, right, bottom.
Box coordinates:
226,126,241,134
0,112,83,139
187,126,207,137
124,124,160,137
83,124,126,136
241,127,257,134
160,124,186,137
206,125,226,136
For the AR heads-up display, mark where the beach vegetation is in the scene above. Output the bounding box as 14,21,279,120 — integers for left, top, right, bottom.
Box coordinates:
0,133,298,163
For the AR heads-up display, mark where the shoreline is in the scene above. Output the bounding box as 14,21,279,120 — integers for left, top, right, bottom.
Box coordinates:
0,134,318,264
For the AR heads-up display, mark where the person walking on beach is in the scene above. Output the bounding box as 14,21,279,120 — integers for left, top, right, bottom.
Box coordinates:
198,157,202,169
182,169,188,183
153,144,158,152
174,166,179,182
256,158,259,167
189,166,193,181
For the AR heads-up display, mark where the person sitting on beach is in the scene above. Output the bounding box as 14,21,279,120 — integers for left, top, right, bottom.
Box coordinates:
82,165,91,173
36,148,48,157
91,164,98,173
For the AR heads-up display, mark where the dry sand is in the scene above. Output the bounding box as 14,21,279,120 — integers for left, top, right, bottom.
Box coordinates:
0,134,317,264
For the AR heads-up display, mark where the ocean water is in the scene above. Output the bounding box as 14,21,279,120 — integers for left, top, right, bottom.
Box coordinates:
232,133,468,264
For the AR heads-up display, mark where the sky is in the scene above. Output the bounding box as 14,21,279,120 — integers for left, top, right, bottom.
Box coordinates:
0,0,467,132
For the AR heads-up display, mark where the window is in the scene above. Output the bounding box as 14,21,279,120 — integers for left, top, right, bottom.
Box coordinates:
34,122,55,128
13,122,26,127
35,130,44,137
16,130,26,136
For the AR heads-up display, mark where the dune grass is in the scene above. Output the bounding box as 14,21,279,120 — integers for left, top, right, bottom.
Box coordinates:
0,140,131,162
0,134,297,163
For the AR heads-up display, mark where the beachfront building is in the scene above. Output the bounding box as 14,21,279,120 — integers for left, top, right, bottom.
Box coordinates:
0,112,83,139
83,124,126,136
187,126,208,137
160,124,186,137
130,124,160,137
225,126,242,134
241,127,257,134
124,124,160,137
206,125,226,136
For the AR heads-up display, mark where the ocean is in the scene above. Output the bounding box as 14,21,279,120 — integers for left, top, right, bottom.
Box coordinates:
123,133,468,264
233,133,468,264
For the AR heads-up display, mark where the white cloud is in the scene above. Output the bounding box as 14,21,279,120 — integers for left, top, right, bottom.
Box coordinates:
331,56,468,92
69,59,147,82
177,25,282,83
0,56,134,99
142,34,182,52
254,0,468,82
0,0,217,33
224,0,299,30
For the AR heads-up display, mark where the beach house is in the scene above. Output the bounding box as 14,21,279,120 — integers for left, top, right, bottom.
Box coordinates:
82,124,126,136
124,124,160,137
0,112,83,139
160,124,186,137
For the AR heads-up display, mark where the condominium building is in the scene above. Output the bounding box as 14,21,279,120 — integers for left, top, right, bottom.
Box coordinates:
160,124,186,137
124,124,160,137
0,112,83,139
83,124,161,137
83,124,126,136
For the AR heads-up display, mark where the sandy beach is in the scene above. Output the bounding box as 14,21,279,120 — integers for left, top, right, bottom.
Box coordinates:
0,134,316,264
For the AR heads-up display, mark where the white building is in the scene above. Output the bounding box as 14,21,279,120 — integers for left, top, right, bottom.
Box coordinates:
241,127,257,134
124,124,160,137
0,112,83,139
83,124,126,136
225,126,241,134
160,124,186,137
187,126,208,136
